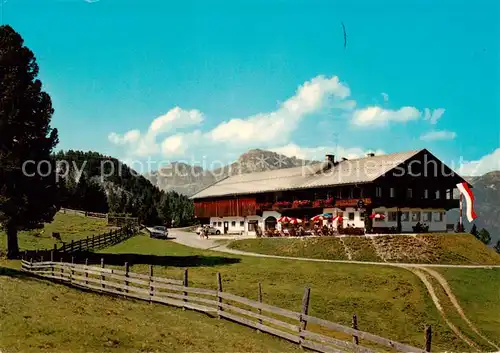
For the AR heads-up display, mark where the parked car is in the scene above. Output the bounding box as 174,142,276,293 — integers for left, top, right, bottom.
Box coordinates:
196,225,221,235
150,226,168,239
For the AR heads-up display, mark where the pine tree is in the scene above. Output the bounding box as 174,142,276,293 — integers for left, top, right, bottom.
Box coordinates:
470,224,478,239
494,240,500,254
478,228,491,245
0,25,60,258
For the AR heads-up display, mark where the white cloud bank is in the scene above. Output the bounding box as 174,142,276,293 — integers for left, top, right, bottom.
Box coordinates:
458,148,500,176
108,74,447,160
420,130,457,141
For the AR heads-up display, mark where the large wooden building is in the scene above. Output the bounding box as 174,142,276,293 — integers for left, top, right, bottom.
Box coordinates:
190,149,468,235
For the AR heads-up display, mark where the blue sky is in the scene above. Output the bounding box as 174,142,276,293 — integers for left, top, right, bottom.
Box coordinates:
5,0,500,174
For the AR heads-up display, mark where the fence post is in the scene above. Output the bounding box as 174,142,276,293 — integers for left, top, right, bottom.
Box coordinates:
29,258,33,271
70,240,74,253
40,255,44,262
70,256,75,283
183,269,188,309
124,262,129,295
425,325,432,352
257,282,263,332
352,314,359,345
86,236,89,251
149,265,154,303
217,272,223,318
50,251,54,278
85,258,89,285
298,287,311,348
92,234,95,249
53,243,57,252
101,258,105,289
59,258,64,280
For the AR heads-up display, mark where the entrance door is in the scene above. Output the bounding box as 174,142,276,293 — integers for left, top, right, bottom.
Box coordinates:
223,221,229,234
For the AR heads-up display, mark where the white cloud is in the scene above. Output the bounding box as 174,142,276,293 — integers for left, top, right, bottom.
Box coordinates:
271,143,385,161
209,75,351,145
420,130,457,141
108,130,141,145
423,108,445,124
108,107,204,157
458,148,500,176
160,131,201,158
149,107,203,135
351,106,421,127
381,92,389,102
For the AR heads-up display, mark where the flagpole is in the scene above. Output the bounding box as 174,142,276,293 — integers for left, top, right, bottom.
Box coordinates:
459,193,463,232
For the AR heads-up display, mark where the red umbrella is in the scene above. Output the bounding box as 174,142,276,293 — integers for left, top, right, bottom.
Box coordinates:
369,213,385,219
310,215,323,222
278,216,292,223
333,215,343,222
289,218,302,225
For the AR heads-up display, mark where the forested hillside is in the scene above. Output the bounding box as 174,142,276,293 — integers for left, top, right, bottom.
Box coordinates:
54,150,195,227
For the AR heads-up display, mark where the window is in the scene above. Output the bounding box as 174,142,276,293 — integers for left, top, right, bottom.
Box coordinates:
407,188,413,198
388,212,397,222
435,190,440,199
248,221,257,232
424,189,429,199
348,212,355,221
336,188,342,198
411,212,421,222
423,212,432,222
348,188,354,198
434,212,443,222
213,222,217,226
240,221,244,227
446,189,452,200
231,221,236,227
390,188,395,198
401,212,409,222
375,187,382,197
217,222,222,227
360,212,365,221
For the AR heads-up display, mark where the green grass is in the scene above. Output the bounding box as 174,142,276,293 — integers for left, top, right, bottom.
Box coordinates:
96,236,469,352
226,237,349,260
0,263,299,353
436,267,500,348
0,213,110,253
228,234,500,265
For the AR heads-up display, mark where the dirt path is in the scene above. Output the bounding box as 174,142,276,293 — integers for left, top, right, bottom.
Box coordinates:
338,237,352,260
170,230,500,269
405,267,479,350
419,267,500,351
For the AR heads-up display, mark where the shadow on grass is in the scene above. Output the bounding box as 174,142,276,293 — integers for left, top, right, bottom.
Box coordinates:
0,266,37,280
20,249,241,268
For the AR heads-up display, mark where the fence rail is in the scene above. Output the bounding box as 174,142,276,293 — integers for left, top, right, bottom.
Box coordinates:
56,226,137,254
20,260,431,353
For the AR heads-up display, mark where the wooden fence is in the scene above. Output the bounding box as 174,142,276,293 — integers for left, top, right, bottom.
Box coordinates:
20,259,432,353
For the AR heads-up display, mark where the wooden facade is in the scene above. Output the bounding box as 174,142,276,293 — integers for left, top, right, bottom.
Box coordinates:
193,150,465,219
194,198,257,218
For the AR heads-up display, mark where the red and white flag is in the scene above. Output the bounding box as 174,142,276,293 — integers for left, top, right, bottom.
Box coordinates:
456,182,477,222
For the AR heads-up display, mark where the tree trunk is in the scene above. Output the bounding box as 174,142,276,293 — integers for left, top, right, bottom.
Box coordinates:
6,224,19,259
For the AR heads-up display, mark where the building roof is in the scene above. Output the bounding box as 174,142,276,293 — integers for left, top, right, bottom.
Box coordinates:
190,149,423,199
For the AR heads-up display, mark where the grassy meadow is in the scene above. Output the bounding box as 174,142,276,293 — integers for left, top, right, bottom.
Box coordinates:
227,234,500,265
94,236,470,352
1,214,498,352
0,212,109,253
436,267,500,348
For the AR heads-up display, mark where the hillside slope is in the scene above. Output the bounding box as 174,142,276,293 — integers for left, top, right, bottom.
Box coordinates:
228,233,500,265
